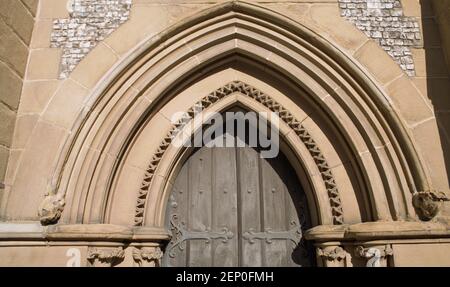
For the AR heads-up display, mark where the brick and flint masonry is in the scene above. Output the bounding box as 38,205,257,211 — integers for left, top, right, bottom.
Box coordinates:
50,0,132,79
339,0,421,76
50,0,421,78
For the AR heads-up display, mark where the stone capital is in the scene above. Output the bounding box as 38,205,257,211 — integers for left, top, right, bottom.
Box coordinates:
317,246,347,267
87,247,125,267
355,244,393,267
132,246,163,267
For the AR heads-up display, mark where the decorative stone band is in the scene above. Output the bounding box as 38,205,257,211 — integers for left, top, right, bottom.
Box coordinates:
135,81,345,227
87,246,125,267
412,190,450,221
133,247,164,267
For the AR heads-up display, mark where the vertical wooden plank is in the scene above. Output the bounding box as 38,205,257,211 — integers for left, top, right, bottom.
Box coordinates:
164,144,313,267
238,146,263,267
260,156,288,267
188,147,213,267
165,161,189,267
212,147,239,267
284,160,312,267
283,161,301,267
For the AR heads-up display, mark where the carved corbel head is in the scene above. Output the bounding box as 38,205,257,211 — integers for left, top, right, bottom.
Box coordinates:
38,189,65,226
413,190,450,221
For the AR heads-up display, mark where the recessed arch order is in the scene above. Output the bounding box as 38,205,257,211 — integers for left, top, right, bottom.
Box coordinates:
41,1,433,229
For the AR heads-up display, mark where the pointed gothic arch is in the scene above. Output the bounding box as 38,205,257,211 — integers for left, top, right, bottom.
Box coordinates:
133,81,345,228
25,1,439,237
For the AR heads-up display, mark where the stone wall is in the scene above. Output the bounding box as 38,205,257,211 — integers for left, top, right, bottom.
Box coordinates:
0,1,37,191
338,0,421,76
51,0,132,79
0,0,450,267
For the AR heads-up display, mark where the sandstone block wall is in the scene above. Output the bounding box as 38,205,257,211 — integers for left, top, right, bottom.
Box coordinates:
1,0,448,219
0,0,37,193
0,0,448,267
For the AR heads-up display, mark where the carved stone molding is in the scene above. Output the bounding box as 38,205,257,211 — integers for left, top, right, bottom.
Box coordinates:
355,245,393,267
38,190,65,226
317,246,347,267
87,247,125,267
132,247,163,267
413,191,450,221
135,81,344,226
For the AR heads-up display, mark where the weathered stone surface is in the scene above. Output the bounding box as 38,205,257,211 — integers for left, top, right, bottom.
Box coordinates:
26,48,62,80
19,80,61,115
0,145,8,183
39,0,70,19
432,0,450,76
338,0,420,76
0,0,35,45
50,0,132,78
0,62,22,110
0,19,29,78
0,103,15,148
0,0,449,267
31,20,54,49
20,0,39,16
0,0,35,202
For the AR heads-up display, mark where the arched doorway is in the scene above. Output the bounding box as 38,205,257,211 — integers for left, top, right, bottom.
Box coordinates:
10,1,441,268
162,110,314,267
36,1,432,230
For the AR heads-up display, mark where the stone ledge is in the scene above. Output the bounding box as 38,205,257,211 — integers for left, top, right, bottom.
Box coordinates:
1,222,449,243
305,221,450,241
0,223,170,242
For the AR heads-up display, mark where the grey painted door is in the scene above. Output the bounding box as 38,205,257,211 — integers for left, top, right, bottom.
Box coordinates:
163,146,314,267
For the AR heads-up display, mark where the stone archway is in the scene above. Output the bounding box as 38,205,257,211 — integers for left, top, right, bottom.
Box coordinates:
1,1,448,267
36,2,434,228
134,81,346,229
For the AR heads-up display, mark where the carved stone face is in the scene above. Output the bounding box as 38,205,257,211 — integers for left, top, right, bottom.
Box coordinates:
38,195,65,225
413,192,440,221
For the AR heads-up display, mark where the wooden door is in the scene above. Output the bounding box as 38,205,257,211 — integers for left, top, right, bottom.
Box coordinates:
163,145,314,267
